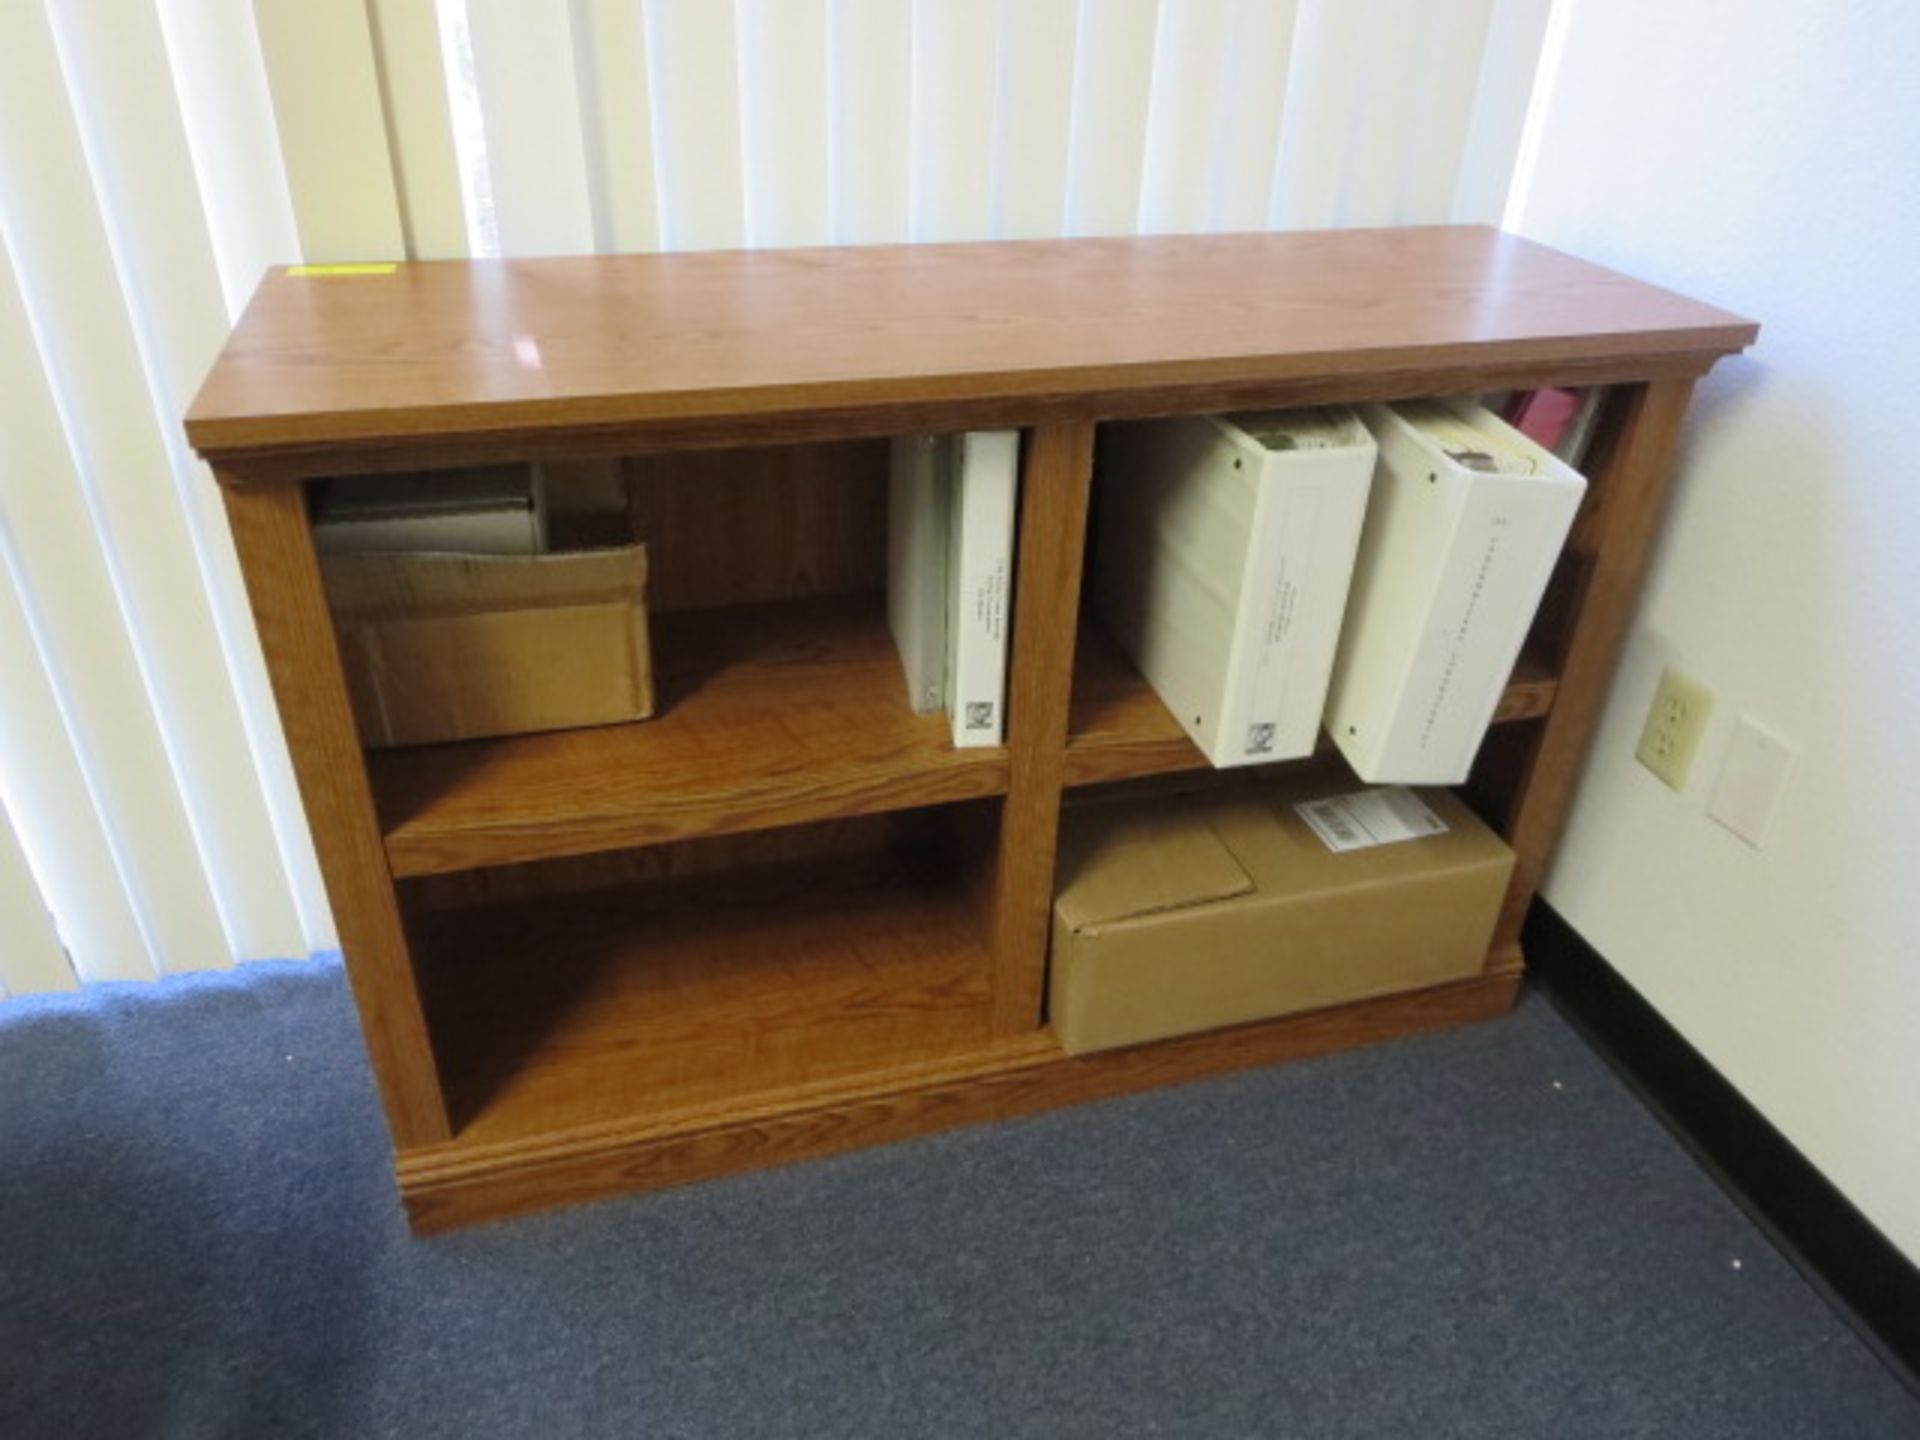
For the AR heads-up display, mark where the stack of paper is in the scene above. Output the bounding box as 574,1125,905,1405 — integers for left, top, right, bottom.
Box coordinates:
314,465,549,555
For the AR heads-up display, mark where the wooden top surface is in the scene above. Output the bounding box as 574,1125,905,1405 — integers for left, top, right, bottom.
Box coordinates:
187,227,1754,466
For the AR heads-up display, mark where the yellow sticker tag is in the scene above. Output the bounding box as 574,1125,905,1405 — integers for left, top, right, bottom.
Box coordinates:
285,263,399,277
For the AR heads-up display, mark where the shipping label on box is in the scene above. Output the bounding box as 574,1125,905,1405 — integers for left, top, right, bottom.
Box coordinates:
1294,785,1448,853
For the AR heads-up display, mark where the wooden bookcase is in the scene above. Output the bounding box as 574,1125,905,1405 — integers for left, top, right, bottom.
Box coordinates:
187,228,1754,1232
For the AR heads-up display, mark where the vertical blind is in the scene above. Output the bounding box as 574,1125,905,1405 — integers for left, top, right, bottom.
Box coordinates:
0,0,1554,997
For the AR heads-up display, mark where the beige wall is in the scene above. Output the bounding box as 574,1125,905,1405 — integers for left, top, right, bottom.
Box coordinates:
1516,0,1920,1260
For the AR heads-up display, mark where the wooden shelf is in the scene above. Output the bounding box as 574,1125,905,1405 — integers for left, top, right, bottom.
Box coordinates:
398,966,1522,1232
411,860,999,1147
370,596,1009,878
1063,621,1558,789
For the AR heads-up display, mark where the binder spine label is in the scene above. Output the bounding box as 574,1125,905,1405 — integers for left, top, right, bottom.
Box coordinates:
958,555,1008,734
1240,483,1324,758
1416,512,1509,756
947,432,1017,747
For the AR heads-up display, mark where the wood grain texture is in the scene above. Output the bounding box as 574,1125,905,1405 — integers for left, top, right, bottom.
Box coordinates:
371,596,1009,877
193,229,1754,1232
538,456,628,516
397,813,906,914
988,423,1095,1034
398,967,1521,1232
1064,620,1557,789
1485,380,1697,956
412,861,997,1143
1492,661,1561,724
1485,941,1526,981
219,480,450,1146
204,351,1723,485
187,228,1755,468
625,440,887,612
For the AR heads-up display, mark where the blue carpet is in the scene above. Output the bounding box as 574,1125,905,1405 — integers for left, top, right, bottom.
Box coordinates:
0,959,1912,1439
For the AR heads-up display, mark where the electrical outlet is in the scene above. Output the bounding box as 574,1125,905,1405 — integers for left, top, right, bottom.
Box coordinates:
1634,666,1715,791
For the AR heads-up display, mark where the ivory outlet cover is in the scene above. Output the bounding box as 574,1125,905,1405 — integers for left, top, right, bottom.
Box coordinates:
1635,666,1715,791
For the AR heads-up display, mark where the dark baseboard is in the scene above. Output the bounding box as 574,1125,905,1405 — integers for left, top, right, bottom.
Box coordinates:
1523,901,1919,1388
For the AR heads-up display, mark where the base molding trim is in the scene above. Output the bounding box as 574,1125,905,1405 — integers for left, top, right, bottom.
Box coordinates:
400,970,1519,1233
1523,901,1918,1387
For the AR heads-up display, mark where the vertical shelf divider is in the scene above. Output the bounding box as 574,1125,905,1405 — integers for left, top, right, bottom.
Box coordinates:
987,420,1096,1035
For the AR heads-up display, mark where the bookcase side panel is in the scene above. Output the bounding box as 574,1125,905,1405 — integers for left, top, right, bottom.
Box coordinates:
220,477,452,1147
1484,378,1698,962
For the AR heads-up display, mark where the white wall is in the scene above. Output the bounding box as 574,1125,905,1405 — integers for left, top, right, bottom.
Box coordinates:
1515,0,1920,1261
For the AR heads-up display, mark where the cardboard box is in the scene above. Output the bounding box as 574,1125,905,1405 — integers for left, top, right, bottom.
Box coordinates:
1049,773,1514,1055
320,545,653,748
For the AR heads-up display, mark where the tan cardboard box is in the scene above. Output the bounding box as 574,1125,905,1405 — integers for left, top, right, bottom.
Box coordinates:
320,545,653,748
1049,773,1514,1055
